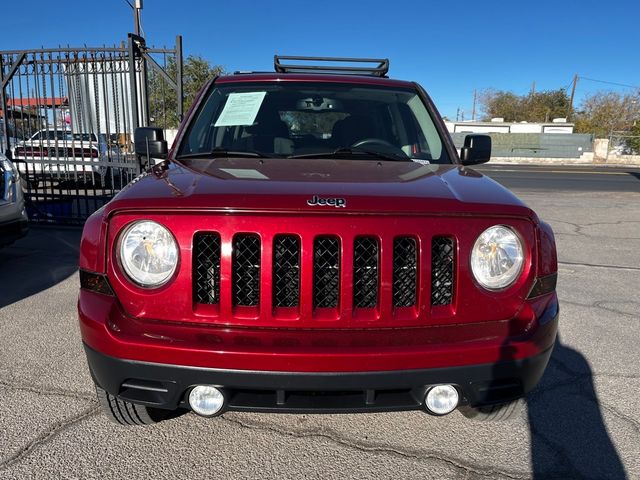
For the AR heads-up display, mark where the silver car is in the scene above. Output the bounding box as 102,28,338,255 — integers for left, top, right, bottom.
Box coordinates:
0,153,28,247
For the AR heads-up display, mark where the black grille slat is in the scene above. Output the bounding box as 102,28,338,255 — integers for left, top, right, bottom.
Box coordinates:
353,237,379,308
233,234,261,306
393,237,417,307
273,235,301,307
313,236,340,308
193,233,221,304
431,237,455,306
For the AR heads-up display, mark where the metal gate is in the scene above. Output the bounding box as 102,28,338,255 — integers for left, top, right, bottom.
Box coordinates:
0,34,182,225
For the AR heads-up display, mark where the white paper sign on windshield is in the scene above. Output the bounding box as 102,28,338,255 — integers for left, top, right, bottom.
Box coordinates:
214,92,267,127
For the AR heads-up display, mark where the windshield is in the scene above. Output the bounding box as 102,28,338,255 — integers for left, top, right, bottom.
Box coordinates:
32,131,97,142
178,82,450,164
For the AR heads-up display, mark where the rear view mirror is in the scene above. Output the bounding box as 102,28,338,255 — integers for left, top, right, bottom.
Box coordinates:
460,134,491,166
134,127,168,160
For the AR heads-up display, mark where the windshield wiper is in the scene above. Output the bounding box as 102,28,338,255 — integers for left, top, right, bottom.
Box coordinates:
288,147,408,162
177,148,270,159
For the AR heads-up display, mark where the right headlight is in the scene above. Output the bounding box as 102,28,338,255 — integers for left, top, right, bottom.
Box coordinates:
119,220,179,288
470,225,524,290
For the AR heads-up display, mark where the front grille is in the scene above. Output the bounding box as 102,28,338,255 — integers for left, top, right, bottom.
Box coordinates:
232,234,261,306
313,236,340,308
192,231,457,318
273,235,300,307
431,237,455,306
353,237,379,308
193,233,221,304
392,237,417,307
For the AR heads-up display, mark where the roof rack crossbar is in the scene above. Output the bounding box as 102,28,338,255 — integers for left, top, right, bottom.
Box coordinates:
274,55,389,77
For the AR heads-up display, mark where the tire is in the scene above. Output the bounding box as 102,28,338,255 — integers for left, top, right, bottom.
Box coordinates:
95,385,174,426
459,398,525,422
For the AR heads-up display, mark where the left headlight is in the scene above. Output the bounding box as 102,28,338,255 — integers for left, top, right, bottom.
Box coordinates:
119,220,179,287
470,225,524,290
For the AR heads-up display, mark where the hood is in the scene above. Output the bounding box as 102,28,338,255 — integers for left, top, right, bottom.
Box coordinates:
106,157,534,218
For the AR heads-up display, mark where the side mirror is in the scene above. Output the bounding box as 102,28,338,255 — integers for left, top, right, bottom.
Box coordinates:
134,127,168,160
460,134,491,166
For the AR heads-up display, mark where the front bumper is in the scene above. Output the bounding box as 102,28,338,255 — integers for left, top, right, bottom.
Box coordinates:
86,342,554,413
80,287,559,413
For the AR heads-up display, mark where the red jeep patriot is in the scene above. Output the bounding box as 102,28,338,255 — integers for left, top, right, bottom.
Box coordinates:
78,56,558,425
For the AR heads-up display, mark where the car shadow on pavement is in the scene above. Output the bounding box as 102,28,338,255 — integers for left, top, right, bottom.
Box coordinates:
525,334,627,479
0,226,81,308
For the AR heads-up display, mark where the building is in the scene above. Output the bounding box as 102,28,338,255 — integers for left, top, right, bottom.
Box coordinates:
445,118,574,135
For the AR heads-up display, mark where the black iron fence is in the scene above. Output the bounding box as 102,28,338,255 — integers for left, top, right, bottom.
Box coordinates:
0,34,182,225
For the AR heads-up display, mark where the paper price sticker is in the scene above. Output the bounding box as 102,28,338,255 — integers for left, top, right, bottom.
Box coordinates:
214,92,267,127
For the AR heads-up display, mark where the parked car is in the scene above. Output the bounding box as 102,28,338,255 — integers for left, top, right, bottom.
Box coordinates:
78,56,559,425
0,153,28,247
12,129,116,183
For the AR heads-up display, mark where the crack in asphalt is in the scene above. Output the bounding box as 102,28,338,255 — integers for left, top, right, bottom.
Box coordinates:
221,415,529,480
558,261,640,272
547,219,640,241
528,358,640,439
0,380,94,402
0,405,100,472
600,403,640,434
560,299,637,317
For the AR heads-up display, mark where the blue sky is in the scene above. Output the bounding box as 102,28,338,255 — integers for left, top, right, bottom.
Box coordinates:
3,0,638,119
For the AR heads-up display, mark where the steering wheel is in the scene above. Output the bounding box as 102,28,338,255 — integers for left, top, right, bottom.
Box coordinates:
351,138,396,149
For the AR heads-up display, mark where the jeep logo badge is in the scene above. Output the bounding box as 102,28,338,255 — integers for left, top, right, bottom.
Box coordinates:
307,195,346,208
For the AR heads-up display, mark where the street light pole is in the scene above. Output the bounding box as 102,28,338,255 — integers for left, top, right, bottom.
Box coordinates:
133,0,143,36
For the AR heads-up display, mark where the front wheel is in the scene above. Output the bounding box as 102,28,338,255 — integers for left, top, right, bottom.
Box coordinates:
95,385,181,426
458,398,525,422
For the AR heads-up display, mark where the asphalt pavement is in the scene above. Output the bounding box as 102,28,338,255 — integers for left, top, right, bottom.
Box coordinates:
0,164,638,479
476,163,640,192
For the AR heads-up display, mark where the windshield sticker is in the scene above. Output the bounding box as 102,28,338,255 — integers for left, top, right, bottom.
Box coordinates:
219,168,269,180
214,92,267,127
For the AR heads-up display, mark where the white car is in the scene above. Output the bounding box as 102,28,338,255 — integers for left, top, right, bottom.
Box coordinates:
12,129,114,182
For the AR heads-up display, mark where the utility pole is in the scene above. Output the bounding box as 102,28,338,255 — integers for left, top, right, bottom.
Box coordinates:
133,0,143,35
568,74,579,120
471,90,477,121
456,107,460,122
530,81,536,96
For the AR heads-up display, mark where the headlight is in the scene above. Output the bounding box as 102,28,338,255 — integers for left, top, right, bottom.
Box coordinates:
470,226,524,290
119,220,178,287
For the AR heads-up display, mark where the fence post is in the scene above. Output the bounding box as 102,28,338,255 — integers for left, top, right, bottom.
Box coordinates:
0,55,10,156
176,35,183,123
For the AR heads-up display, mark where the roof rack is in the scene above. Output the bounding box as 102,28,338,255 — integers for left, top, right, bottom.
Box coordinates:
274,55,389,77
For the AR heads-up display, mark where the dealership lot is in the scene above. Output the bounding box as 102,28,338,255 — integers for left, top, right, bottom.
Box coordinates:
0,169,639,479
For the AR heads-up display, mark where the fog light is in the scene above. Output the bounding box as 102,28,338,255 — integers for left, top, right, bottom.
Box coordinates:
425,385,459,415
189,386,225,416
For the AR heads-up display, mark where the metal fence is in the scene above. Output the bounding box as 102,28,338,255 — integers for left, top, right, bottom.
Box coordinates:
0,34,182,225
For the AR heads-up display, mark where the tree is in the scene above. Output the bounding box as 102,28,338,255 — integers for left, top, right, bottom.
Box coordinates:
573,90,640,138
478,89,570,123
148,55,223,129
624,121,640,154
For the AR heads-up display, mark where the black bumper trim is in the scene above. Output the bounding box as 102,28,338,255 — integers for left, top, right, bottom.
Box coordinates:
85,342,555,414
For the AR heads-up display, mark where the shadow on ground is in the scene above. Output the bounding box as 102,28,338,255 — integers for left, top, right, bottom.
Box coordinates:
0,226,81,308
527,335,627,479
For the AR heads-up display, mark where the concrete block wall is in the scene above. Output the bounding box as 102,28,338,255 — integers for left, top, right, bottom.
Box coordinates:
451,133,594,158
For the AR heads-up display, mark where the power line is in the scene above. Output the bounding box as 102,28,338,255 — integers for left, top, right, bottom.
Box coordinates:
579,76,640,90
